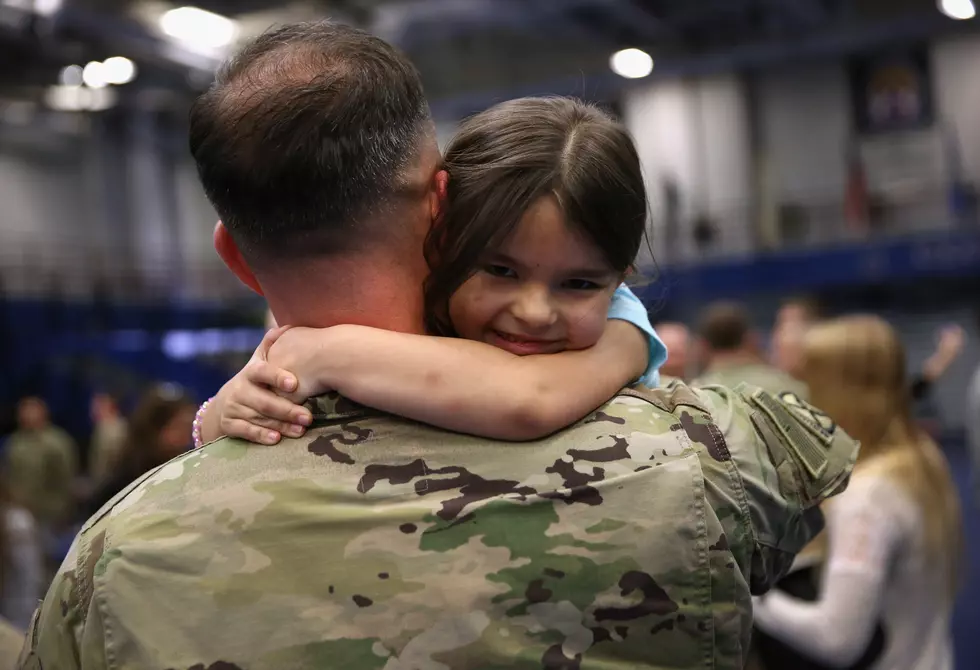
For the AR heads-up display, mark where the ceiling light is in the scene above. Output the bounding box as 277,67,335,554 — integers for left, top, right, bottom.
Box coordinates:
45,85,116,112
610,48,654,79
939,0,976,20
82,61,107,89
86,86,117,112
102,56,136,85
59,64,82,87
33,0,62,16
160,6,237,51
45,84,83,112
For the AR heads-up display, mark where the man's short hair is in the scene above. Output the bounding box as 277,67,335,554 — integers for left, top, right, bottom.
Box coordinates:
189,21,432,264
698,302,751,352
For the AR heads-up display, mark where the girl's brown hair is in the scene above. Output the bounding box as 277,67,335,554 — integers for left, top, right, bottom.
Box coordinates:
423,97,648,335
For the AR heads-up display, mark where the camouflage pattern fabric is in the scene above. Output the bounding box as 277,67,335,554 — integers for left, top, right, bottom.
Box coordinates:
695,363,809,401
20,382,857,670
0,617,24,670
4,427,78,531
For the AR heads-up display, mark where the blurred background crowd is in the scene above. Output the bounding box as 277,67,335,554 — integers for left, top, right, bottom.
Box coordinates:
0,0,979,668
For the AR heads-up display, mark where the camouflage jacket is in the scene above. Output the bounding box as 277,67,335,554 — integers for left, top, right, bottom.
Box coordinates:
0,617,24,670
19,383,857,670
694,363,809,401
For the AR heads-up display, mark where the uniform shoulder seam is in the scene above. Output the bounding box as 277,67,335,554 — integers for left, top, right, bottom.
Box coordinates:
617,385,710,415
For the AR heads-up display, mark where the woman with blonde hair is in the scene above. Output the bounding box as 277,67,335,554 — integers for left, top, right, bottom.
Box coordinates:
753,315,962,670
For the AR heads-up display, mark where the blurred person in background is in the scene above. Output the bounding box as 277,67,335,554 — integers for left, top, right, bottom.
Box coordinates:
771,295,823,380
911,324,966,442
968,311,980,503
87,393,127,488
695,301,809,398
3,397,77,542
753,315,962,670
655,321,691,382
910,324,965,403
85,386,194,517
0,476,42,631
771,296,966,405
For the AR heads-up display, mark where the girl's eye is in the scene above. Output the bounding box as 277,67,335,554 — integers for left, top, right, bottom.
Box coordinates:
564,279,601,291
484,265,517,279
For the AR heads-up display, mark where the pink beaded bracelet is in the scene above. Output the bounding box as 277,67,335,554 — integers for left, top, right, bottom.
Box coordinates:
192,396,215,449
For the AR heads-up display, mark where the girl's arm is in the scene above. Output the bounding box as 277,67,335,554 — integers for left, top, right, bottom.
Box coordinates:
270,319,649,441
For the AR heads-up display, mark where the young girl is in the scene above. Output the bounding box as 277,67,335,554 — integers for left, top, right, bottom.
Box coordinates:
197,97,668,446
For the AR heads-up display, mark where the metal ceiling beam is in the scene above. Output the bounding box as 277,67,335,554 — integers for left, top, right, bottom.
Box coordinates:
371,0,538,49
55,5,219,71
774,0,833,27
372,0,661,51
578,0,667,38
427,9,958,120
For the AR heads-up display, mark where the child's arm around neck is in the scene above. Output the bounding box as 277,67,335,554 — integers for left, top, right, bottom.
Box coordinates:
271,318,650,441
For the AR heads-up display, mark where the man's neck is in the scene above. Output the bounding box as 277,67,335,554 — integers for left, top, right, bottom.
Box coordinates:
263,255,426,334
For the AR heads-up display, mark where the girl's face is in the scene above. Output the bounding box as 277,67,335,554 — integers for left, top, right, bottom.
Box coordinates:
448,195,621,356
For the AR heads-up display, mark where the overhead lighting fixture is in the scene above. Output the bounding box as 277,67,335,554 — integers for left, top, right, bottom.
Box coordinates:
58,64,83,87
82,61,107,89
610,48,654,79
160,6,237,51
33,0,62,17
44,85,116,112
102,56,137,85
939,0,976,19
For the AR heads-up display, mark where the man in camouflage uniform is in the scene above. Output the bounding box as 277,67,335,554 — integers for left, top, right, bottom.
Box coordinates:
653,322,691,383
4,397,78,534
694,302,809,400
769,296,822,381
88,393,127,488
19,22,858,670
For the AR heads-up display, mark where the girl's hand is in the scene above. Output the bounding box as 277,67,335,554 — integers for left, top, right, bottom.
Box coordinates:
266,326,341,403
209,326,313,445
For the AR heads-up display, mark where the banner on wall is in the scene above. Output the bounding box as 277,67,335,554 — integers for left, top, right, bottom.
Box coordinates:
848,47,934,135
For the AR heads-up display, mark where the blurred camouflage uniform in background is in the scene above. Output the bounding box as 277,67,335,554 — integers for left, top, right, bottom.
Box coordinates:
5,417,78,535
696,362,809,401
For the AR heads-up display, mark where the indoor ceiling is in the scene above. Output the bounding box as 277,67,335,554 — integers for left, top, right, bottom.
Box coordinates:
0,0,974,118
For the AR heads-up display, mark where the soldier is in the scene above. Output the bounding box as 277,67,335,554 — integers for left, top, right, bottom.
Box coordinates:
655,321,692,382
4,397,78,537
770,296,823,380
88,393,127,488
694,301,809,399
20,22,858,670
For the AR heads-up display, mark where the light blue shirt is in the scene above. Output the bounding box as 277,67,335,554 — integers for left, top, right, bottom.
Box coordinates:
607,284,668,388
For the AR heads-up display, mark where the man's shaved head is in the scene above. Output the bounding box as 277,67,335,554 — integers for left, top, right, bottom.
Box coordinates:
189,21,435,266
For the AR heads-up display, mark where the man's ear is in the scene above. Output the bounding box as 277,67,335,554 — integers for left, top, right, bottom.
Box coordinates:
213,221,264,296
429,169,448,223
